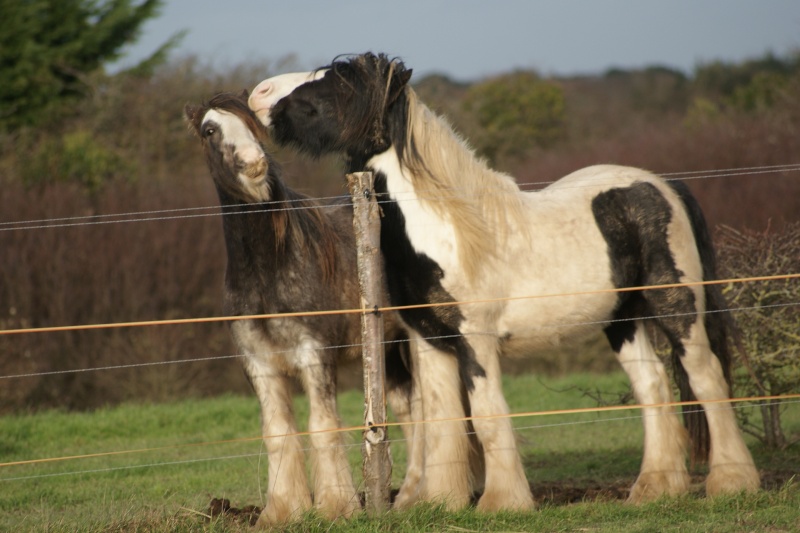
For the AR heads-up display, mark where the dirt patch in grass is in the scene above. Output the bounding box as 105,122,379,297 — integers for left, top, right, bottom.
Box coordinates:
208,498,261,526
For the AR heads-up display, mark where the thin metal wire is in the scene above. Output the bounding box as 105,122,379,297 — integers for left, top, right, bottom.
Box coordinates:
1,397,797,482
1,162,797,484
2,272,798,337
0,453,263,482
2,299,797,381
2,163,798,231
2,393,797,471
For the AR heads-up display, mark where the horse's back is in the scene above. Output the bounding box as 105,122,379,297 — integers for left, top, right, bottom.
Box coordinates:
545,164,663,192
532,164,689,232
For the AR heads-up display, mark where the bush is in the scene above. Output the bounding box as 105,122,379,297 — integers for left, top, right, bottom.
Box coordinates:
462,71,565,162
717,223,800,449
19,130,133,193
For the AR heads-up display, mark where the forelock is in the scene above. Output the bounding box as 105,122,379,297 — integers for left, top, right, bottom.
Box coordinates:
205,92,269,144
323,53,408,149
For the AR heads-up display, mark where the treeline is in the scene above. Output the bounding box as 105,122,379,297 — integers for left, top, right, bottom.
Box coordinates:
1,51,799,411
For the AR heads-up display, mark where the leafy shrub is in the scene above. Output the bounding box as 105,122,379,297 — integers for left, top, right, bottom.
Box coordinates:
717,223,800,449
463,71,565,162
19,130,133,193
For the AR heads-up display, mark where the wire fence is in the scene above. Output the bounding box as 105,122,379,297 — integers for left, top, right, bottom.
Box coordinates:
3,396,798,482
1,163,798,500
1,163,798,232
2,298,799,380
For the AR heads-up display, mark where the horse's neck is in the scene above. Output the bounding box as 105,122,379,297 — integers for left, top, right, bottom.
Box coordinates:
369,93,528,282
215,181,284,266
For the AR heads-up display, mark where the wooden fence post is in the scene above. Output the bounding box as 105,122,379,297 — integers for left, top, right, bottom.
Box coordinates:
347,171,391,514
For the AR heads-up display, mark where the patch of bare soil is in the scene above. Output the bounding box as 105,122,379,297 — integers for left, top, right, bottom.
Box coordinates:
530,481,630,505
208,498,261,526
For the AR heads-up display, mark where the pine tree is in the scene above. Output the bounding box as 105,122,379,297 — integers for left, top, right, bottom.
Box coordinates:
0,0,182,131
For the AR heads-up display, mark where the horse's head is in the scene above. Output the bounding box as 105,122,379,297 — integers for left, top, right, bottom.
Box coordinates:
185,91,273,203
248,53,412,160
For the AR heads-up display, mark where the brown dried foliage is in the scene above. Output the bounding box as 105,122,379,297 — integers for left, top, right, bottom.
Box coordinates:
1,56,799,411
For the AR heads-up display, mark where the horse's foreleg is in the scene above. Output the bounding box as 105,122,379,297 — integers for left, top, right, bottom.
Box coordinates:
244,357,312,526
299,349,360,520
414,335,472,510
464,332,534,511
614,322,691,503
389,337,425,510
679,324,760,496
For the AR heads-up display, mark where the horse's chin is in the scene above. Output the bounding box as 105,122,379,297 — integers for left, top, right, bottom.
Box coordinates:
237,174,272,203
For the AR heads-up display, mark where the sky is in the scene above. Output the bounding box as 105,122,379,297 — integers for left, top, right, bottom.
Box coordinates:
113,0,800,82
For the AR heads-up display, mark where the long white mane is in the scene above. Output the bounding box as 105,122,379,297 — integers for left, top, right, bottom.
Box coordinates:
400,89,528,281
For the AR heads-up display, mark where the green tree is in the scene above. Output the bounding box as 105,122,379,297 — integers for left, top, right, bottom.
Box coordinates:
693,52,797,100
688,51,800,117
463,71,565,162
0,0,182,132
603,66,689,115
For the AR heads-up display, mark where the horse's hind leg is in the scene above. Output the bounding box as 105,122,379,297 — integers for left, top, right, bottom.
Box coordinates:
608,320,691,503
677,322,760,496
298,344,360,520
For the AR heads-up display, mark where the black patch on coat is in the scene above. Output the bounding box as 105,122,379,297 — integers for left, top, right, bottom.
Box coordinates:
591,181,696,355
666,180,732,383
373,172,486,391
266,54,488,389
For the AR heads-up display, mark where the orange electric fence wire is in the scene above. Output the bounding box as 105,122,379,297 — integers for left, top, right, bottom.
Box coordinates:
8,400,800,483
2,299,797,381
1,393,798,470
1,273,798,337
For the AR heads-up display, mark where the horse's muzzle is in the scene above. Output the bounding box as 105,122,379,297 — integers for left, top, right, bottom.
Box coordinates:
239,155,268,180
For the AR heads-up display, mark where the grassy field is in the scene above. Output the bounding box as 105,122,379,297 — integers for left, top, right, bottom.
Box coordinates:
1,372,798,532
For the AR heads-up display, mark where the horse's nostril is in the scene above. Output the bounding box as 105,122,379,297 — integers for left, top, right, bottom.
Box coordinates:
258,81,272,96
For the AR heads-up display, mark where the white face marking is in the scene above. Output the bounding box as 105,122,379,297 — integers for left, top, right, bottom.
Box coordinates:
202,108,269,200
248,69,328,126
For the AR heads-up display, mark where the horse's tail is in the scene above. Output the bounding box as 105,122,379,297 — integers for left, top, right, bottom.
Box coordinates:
668,180,735,464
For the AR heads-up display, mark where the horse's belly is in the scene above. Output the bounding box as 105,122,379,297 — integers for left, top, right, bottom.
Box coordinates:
496,287,618,358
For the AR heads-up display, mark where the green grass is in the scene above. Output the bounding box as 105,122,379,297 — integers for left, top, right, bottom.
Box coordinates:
1,372,798,532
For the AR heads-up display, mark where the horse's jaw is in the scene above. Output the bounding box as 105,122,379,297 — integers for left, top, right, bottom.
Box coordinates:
237,172,272,203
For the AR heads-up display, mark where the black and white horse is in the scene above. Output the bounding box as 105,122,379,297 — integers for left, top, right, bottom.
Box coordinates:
247,53,760,511
185,92,414,525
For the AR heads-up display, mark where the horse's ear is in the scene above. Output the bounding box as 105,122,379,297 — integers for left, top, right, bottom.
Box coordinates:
184,103,200,122
184,103,202,135
388,68,412,105
239,88,249,99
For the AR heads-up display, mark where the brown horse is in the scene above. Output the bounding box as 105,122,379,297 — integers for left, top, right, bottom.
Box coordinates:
185,92,414,526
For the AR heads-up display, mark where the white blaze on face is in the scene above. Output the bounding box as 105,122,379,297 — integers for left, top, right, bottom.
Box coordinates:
203,108,269,199
248,70,328,126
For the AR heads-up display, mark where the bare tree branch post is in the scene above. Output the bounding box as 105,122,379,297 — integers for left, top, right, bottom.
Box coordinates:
347,171,391,514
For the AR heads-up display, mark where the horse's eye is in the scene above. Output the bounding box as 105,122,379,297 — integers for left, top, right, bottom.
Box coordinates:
298,100,318,118
203,126,216,137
